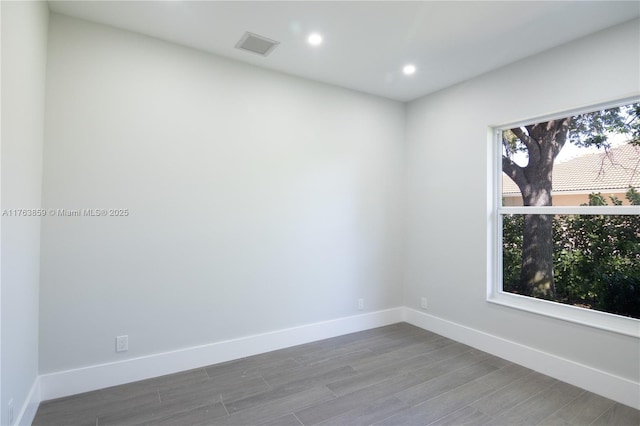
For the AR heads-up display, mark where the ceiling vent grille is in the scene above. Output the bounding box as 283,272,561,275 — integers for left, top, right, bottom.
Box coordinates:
235,32,280,57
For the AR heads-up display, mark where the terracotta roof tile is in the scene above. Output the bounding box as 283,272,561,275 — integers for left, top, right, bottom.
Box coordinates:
502,144,640,195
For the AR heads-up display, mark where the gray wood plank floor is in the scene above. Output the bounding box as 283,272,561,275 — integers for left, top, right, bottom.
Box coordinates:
33,323,640,426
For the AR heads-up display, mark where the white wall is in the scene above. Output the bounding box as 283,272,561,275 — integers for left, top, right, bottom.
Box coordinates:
39,14,405,374
0,1,49,424
405,19,639,383
17,7,639,410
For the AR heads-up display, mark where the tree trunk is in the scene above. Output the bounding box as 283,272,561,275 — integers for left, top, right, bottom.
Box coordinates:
521,213,555,298
503,119,572,299
516,171,556,298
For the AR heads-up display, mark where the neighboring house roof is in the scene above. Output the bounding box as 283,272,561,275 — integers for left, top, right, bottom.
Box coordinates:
502,143,640,196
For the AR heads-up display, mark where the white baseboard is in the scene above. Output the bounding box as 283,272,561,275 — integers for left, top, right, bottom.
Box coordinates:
34,306,640,412
402,307,640,410
39,307,404,401
15,377,40,426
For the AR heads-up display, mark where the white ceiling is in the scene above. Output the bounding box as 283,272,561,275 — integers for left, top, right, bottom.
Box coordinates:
48,1,640,102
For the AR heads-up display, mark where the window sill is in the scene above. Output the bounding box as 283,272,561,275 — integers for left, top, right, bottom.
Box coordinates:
488,291,640,338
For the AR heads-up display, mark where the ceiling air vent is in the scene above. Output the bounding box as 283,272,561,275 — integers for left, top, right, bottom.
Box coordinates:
235,32,280,57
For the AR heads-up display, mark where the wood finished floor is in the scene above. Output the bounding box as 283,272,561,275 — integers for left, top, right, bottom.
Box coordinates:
33,323,640,426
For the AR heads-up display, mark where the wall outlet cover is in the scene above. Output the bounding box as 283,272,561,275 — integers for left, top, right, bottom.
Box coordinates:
116,335,129,352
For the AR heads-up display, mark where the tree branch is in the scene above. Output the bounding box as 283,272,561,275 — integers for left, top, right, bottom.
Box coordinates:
511,127,535,151
511,127,540,165
502,155,528,190
550,117,572,158
524,124,535,136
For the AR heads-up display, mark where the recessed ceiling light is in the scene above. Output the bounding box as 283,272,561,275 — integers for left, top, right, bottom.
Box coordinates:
403,64,416,75
308,33,323,46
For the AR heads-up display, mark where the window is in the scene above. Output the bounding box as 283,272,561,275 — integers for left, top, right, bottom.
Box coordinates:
489,99,640,337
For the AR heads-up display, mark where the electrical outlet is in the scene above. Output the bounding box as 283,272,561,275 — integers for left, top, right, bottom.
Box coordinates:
421,297,428,309
116,335,128,352
8,398,14,425
357,298,364,310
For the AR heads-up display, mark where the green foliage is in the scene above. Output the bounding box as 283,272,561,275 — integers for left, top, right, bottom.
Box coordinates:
502,129,527,158
502,214,523,293
626,186,640,205
503,187,640,319
568,103,639,149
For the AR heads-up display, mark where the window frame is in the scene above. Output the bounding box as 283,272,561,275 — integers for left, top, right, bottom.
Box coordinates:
488,99,640,338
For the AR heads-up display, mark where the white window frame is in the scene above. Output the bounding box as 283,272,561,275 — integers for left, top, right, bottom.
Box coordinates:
488,99,640,338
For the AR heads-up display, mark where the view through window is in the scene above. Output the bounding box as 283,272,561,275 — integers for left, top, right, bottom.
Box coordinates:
499,101,640,320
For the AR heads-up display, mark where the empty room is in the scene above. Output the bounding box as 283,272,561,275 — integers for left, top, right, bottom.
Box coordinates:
2,1,639,425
